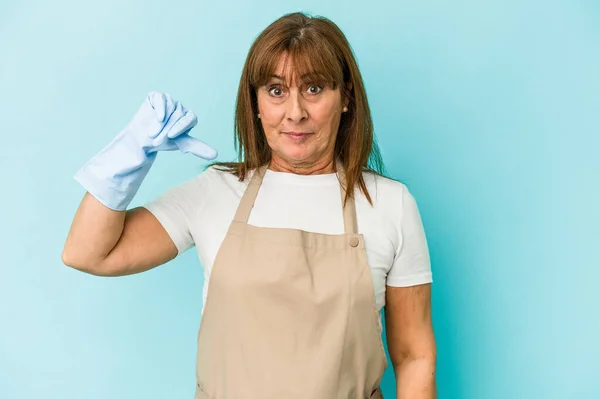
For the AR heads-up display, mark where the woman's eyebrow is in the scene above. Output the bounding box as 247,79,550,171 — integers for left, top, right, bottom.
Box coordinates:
269,73,316,81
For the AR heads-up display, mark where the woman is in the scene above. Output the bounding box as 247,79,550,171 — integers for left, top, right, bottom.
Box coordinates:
62,12,436,399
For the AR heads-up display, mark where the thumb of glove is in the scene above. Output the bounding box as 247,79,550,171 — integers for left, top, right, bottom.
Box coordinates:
173,134,218,160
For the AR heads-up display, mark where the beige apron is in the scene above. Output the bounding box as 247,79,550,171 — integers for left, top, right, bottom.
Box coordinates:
194,163,388,399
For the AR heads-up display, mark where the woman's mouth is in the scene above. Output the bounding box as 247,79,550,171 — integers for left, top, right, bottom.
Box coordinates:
283,131,313,140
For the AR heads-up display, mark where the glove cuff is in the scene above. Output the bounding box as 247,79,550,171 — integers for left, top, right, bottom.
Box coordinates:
73,165,140,211
73,137,156,211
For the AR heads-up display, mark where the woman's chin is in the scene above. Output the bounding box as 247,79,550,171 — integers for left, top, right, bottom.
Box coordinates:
282,149,316,164
271,144,310,162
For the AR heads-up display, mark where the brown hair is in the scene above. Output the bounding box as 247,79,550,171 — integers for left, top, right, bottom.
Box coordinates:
211,11,386,205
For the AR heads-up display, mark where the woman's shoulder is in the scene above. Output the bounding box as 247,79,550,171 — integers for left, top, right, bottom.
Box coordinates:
192,164,250,190
163,164,245,200
359,171,423,229
361,170,409,203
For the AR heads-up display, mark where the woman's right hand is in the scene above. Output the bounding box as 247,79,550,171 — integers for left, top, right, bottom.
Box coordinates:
126,91,218,159
73,91,217,211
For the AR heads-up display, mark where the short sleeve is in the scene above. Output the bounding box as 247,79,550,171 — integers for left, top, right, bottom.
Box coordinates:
142,180,199,255
386,185,433,287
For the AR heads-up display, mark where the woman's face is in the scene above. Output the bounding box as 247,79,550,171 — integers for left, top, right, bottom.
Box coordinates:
256,55,348,172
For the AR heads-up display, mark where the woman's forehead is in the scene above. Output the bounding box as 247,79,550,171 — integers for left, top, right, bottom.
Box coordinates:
270,55,305,81
268,58,326,85
255,50,340,88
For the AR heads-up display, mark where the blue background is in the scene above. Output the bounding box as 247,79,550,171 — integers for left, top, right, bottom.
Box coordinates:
1,0,598,398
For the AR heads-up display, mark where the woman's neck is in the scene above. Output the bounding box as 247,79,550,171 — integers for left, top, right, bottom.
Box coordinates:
268,154,336,175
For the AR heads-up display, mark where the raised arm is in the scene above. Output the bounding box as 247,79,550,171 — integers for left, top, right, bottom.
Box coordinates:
62,195,177,277
61,91,217,276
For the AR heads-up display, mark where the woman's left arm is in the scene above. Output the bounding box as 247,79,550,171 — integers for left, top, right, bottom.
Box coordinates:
385,283,436,399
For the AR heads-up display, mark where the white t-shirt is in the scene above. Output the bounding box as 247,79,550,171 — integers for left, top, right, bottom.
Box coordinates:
143,166,432,317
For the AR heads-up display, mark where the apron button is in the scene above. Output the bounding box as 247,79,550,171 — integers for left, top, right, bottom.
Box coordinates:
349,237,359,247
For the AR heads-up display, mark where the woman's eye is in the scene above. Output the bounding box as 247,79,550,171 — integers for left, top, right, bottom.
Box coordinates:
307,85,323,94
268,86,283,97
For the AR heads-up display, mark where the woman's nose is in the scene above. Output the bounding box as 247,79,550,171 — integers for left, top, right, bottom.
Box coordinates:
285,90,308,122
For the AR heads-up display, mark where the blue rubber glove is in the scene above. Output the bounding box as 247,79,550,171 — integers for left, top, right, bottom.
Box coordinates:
73,91,218,211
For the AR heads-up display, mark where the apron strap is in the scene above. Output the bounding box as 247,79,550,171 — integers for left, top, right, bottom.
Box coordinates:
232,165,268,223
336,161,358,235
232,161,359,236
